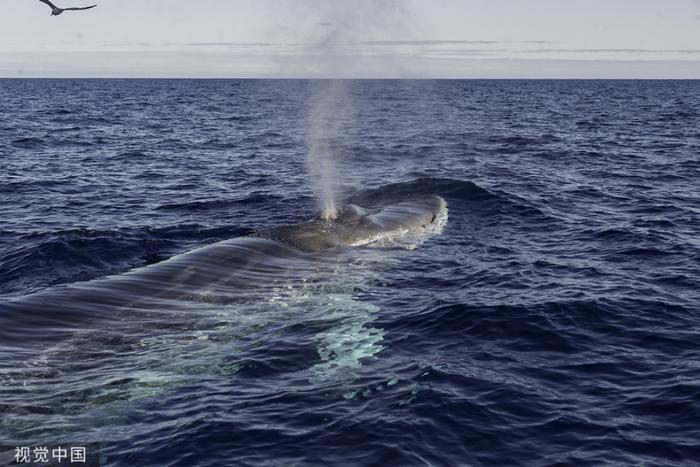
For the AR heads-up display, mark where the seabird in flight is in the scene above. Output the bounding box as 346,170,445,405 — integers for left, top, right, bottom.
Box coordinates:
38,0,97,16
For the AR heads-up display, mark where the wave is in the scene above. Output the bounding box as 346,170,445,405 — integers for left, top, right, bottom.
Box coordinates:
345,178,496,206
0,178,70,194
0,225,252,298
345,178,554,223
387,297,695,348
156,193,284,212
49,126,82,133
10,137,45,149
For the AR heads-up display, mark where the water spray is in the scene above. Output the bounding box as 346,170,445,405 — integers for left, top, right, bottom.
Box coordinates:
299,0,411,220
307,80,347,221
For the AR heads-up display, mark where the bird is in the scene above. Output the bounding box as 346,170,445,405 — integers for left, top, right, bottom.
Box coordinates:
38,0,97,16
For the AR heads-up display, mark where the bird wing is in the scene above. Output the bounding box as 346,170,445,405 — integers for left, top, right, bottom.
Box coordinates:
63,4,97,11
38,0,59,9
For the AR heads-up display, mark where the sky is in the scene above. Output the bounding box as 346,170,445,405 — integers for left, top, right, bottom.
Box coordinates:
1,0,699,78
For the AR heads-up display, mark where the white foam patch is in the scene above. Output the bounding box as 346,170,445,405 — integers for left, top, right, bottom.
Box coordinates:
309,295,384,383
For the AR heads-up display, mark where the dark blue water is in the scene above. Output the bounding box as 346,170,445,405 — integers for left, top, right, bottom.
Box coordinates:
1,79,699,466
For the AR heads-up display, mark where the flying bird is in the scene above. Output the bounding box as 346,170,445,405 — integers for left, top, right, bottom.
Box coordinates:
38,0,97,16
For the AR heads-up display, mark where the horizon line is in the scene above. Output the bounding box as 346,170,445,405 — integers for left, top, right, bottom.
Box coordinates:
2,76,699,80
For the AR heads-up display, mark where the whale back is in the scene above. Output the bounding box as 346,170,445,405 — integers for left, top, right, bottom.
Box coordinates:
0,195,446,344
262,195,444,252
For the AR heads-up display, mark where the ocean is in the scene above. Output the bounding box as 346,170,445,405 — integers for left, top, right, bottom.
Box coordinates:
0,79,698,466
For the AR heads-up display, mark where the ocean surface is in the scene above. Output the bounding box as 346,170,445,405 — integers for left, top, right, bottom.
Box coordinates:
0,79,698,466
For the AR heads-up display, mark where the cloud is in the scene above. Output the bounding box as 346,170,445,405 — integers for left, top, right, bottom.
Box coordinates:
186,42,280,47
150,39,555,49
525,48,700,54
361,40,501,46
3,50,700,79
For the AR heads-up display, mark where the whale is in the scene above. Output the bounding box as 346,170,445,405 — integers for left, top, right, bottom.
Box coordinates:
0,195,447,347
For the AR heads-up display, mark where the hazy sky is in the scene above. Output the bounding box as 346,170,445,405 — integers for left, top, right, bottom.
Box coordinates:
1,0,699,78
